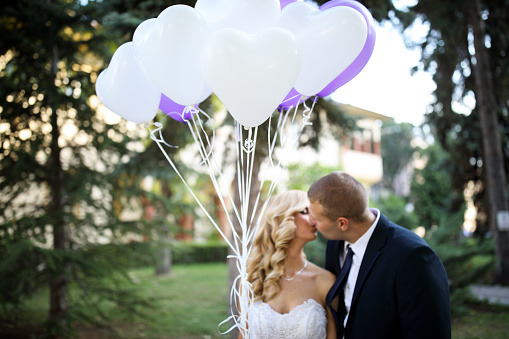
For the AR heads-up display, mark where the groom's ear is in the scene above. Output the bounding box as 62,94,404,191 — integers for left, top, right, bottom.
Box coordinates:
336,217,349,231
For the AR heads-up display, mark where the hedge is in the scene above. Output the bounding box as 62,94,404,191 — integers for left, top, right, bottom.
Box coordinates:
119,241,228,268
171,241,228,264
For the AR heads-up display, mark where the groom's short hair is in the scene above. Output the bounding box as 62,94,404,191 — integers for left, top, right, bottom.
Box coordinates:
308,171,370,222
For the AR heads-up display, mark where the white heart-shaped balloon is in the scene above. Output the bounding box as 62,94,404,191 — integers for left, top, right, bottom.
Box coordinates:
202,28,302,127
133,5,211,106
279,2,367,96
195,0,280,34
95,42,160,124
132,18,156,49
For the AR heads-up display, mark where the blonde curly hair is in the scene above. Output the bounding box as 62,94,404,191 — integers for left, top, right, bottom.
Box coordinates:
247,190,308,302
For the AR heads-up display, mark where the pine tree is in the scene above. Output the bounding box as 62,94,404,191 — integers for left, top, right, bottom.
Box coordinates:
0,0,152,336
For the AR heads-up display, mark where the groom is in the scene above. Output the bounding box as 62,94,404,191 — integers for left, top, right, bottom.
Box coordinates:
308,171,451,339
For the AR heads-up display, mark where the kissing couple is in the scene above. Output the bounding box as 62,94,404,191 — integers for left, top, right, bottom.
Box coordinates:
240,171,451,339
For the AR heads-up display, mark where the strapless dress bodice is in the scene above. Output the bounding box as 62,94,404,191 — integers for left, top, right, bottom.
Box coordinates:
248,298,327,339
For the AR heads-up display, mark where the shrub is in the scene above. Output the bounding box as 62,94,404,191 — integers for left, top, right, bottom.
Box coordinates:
171,242,228,264
371,192,419,230
96,241,229,269
426,211,495,316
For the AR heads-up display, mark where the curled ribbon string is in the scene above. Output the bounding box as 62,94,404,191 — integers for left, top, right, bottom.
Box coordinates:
301,96,317,129
144,121,178,148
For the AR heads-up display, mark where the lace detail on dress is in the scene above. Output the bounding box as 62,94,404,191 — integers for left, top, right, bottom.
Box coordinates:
248,299,327,339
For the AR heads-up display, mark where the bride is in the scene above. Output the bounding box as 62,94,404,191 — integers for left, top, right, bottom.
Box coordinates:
241,190,337,338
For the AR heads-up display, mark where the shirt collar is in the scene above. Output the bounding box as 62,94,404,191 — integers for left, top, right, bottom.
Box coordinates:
345,208,380,258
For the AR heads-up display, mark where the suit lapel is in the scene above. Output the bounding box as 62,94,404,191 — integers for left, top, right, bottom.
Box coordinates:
350,213,389,312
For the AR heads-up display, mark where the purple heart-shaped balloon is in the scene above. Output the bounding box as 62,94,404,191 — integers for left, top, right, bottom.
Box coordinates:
317,0,376,97
278,87,308,112
280,0,298,10
159,94,195,123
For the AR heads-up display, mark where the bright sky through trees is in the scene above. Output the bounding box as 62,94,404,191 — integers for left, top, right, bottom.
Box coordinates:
331,20,436,126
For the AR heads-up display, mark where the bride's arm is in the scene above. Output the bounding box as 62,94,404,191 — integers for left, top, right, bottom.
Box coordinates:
236,291,248,339
326,297,338,339
319,270,338,339
237,322,249,339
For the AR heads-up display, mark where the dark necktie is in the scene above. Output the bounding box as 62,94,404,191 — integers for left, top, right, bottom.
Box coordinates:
326,246,354,338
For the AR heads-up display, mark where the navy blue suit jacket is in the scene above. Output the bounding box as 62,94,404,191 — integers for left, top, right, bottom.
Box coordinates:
325,212,451,339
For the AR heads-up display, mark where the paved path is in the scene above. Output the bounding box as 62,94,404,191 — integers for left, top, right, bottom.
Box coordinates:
470,285,509,306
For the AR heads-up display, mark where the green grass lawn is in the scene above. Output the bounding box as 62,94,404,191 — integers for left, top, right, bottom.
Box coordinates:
1,262,508,338
79,263,231,339
452,303,509,339
0,263,230,339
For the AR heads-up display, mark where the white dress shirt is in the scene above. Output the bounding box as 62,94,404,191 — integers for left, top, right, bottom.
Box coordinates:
341,208,380,327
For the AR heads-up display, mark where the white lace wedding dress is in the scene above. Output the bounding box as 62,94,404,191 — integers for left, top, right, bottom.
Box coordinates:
248,298,327,338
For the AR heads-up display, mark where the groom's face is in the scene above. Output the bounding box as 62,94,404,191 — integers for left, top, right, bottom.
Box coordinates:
309,201,341,240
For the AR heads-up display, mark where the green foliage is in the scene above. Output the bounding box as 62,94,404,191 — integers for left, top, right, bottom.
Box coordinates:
304,98,357,151
313,0,399,23
0,241,155,336
0,264,229,339
2,262,508,338
95,241,229,269
452,302,509,339
0,0,163,336
426,210,495,316
395,0,509,236
371,192,419,230
286,162,342,192
380,121,416,192
99,0,198,41
0,238,48,305
171,241,228,264
411,142,463,229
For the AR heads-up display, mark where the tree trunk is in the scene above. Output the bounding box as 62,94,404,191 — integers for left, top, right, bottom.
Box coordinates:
155,179,173,276
155,224,172,276
48,43,69,336
468,0,509,285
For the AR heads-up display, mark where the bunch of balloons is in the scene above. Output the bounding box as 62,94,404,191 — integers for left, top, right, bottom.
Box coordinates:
96,0,375,127
96,0,376,336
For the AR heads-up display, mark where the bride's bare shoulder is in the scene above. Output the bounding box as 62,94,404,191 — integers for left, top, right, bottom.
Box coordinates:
308,262,336,286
